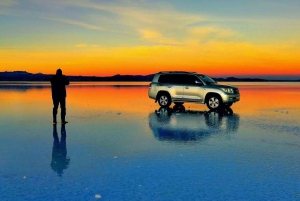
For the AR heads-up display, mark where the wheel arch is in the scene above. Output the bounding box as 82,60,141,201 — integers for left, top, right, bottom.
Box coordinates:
205,92,223,104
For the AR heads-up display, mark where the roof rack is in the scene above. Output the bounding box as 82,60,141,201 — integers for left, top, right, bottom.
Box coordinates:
158,71,196,74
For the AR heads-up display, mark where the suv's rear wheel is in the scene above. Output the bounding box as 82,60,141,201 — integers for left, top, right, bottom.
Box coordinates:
206,95,222,110
158,93,171,107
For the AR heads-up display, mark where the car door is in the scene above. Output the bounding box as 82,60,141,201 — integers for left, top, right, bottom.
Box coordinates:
158,74,184,101
183,75,205,103
168,74,185,101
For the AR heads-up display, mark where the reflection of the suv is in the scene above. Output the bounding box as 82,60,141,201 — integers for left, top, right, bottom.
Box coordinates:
148,71,240,110
148,105,240,142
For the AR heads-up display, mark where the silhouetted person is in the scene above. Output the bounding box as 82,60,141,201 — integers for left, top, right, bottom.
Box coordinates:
50,69,69,124
51,124,70,177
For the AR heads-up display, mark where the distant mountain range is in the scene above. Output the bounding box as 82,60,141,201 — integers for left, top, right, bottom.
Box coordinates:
0,71,299,82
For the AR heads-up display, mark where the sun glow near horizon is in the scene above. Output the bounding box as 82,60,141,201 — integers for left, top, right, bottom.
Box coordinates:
0,0,300,77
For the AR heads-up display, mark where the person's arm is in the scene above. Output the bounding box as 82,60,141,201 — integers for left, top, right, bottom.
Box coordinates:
63,76,70,85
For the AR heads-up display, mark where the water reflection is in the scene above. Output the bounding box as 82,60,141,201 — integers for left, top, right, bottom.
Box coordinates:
51,125,70,177
0,85,48,91
149,105,240,142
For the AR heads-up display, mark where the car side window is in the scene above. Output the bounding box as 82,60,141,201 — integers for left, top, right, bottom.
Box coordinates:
171,74,184,84
181,75,202,85
158,74,184,85
158,75,170,83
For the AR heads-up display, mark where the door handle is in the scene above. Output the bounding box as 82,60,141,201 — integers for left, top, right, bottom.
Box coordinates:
185,86,189,89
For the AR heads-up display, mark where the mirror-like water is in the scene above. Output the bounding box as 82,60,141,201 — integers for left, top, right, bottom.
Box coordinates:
0,82,300,201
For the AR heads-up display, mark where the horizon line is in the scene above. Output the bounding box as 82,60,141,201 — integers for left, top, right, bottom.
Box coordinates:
1,70,300,81
2,70,300,77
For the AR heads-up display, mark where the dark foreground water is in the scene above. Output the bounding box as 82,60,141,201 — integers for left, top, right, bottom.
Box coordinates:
0,82,300,201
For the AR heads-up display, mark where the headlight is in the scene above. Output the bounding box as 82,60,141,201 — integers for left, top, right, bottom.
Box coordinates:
221,88,234,93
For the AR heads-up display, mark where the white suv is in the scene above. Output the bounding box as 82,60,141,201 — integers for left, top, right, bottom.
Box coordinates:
148,71,240,110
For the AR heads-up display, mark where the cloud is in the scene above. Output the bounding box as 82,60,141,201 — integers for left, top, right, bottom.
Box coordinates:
0,0,244,46
71,0,205,30
42,0,245,46
37,0,205,33
138,29,181,45
41,17,105,30
188,26,238,39
75,44,87,48
75,44,100,48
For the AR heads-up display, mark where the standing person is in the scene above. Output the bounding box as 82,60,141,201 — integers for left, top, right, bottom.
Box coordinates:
50,69,69,124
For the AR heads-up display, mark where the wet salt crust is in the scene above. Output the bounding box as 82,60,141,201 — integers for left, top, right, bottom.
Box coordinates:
0,82,300,201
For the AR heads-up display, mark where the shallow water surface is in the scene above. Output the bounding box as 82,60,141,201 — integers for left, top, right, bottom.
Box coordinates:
0,82,300,201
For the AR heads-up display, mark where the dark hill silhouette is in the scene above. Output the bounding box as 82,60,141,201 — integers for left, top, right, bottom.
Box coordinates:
0,71,51,81
0,71,299,82
0,71,155,82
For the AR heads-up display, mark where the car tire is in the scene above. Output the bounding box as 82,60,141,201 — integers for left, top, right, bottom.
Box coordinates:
158,93,171,108
206,95,222,110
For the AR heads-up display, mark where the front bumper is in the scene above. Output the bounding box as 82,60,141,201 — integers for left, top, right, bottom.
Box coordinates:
221,93,240,103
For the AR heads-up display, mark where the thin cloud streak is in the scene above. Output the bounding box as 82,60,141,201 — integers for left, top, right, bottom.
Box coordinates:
188,26,238,39
40,16,133,36
64,0,206,29
41,17,105,31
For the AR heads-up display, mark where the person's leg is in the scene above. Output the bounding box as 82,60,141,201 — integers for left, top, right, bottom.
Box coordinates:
53,98,59,124
60,97,67,124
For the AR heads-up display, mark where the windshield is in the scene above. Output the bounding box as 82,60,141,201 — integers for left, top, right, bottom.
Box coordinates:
197,74,216,85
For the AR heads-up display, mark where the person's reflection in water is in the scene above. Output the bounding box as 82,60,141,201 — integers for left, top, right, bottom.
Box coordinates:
51,124,70,177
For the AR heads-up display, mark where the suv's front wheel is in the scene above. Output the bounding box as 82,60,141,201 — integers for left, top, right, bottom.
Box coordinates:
157,93,171,107
206,95,222,110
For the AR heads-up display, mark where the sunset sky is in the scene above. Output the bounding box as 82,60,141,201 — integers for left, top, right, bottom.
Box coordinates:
0,0,300,78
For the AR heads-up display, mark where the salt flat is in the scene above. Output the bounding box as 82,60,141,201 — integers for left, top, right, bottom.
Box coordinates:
0,82,300,201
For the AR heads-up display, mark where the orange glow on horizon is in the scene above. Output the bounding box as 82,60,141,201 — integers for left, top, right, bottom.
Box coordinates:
1,41,300,77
